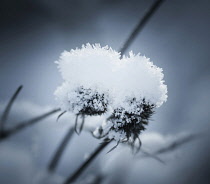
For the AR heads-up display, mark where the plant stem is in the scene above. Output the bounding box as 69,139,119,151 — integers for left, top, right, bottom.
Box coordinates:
119,0,165,57
0,85,23,134
51,0,166,181
63,139,112,184
48,126,74,172
0,108,60,141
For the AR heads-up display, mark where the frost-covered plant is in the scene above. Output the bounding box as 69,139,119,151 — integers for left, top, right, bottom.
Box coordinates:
55,43,167,144
55,43,168,184
54,44,121,132
95,99,155,149
55,83,109,116
93,51,167,151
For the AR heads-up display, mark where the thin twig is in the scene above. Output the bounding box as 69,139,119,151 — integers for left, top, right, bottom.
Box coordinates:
91,174,105,184
0,108,60,140
0,85,23,133
74,114,79,135
57,111,67,122
63,139,113,184
139,149,165,164
48,126,74,172
139,134,200,163
119,0,165,57
154,134,199,155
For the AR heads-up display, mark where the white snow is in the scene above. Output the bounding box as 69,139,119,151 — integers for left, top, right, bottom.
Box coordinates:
55,43,167,116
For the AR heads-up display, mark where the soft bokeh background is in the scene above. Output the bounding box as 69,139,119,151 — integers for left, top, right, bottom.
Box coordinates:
0,0,210,183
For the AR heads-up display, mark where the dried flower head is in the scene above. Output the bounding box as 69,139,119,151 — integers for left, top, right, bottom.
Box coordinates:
108,99,155,139
93,51,167,152
55,83,109,116
54,44,120,116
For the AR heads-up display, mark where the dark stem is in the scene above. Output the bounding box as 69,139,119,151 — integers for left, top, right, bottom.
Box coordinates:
57,111,67,122
48,126,74,172
0,108,60,141
0,85,23,134
138,134,200,164
63,139,112,184
119,0,165,57
154,134,199,155
74,114,79,134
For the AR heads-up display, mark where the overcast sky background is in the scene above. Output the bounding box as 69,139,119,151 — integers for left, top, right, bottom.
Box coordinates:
0,0,210,184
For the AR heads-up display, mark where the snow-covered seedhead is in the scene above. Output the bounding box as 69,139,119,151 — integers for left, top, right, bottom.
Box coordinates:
55,43,167,138
108,99,155,139
54,83,109,116
54,43,120,116
112,51,167,108
56,43,120,90
94,99,155,152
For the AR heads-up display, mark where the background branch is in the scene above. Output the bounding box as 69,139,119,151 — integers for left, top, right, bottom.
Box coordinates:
0,85,23,133
119,0,165,57
0,108,60,140
48,126,74,172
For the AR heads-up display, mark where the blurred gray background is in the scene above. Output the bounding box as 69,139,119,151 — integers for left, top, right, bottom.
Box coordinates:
0,0,210,184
